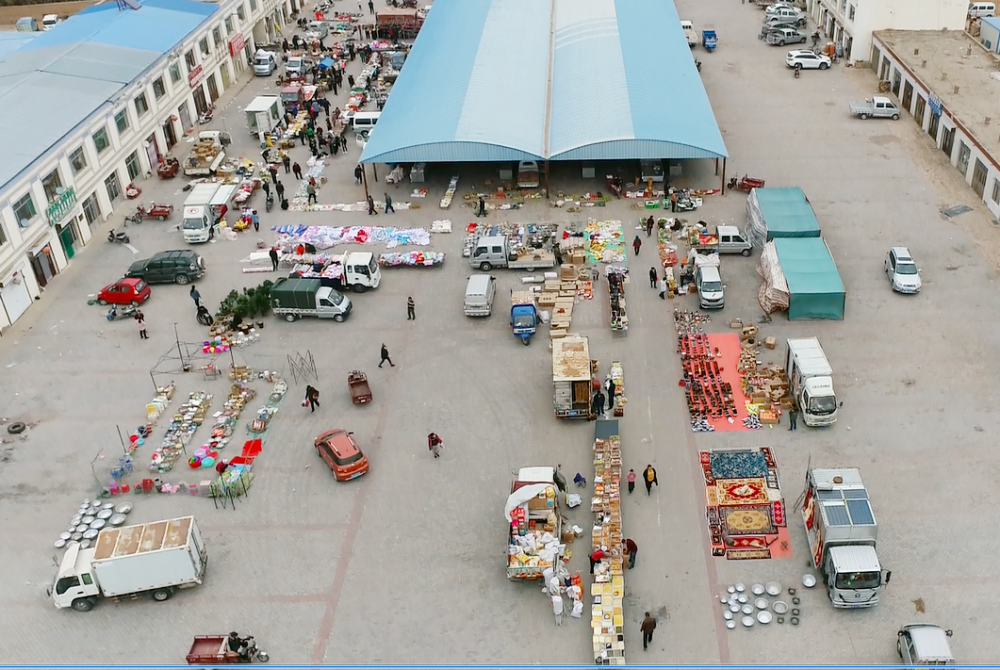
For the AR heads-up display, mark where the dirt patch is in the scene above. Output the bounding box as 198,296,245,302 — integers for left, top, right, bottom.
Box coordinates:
0,0,96,28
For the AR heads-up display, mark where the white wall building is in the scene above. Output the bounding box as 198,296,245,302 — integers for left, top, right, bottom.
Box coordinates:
805,0,968,64
0,0,299,329
871,30,1000,221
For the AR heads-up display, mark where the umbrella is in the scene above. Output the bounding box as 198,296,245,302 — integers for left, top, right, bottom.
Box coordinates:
318,57,335,70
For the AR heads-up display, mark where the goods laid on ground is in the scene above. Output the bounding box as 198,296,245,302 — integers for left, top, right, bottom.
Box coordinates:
606,268,628,332
608,362,625,417
378,251,445,267
272,224,431,249
440,175,459,209
150,392,213,473
591,422,625,665
145,384,175,422
586,220,625,264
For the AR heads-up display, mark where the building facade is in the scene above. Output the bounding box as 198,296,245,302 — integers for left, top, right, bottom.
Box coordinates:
871,30,1000,222
0,0,299,330
805,0,968,64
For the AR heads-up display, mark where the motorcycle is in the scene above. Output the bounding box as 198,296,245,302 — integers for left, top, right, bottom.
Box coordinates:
107,304,137,321
198,106,214,125
265,192,274,213
242,636,269,663
107,229,130,244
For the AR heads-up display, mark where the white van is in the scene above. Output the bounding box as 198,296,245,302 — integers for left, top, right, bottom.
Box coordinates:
253,50,277,76
464,274,497,316
695,265,725,310
352,111,381,137
969,2,995,17
41,14,60,30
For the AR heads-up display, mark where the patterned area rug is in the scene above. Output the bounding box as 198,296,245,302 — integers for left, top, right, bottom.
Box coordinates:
726,548,772,561
709,450,769,479
716,478,770,506
722,505,777,536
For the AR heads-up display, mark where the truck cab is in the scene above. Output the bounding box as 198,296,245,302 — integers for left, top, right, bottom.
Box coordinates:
342,252,381,291
470,236,511,271
680,20,697,47
898,624,955,667
785,337,837,426
50,544,100,610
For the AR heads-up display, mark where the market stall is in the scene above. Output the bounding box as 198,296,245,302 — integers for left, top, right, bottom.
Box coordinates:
272,224,431,249
606,268,628,332
591,420,626,665
760,239,845,320
608,362,625,417
746,187,821,248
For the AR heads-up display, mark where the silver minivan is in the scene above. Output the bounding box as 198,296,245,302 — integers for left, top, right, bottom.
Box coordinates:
464,274,497,316
696,265,725,310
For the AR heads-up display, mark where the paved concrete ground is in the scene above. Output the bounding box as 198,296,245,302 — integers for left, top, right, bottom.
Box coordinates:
2,0,1000,665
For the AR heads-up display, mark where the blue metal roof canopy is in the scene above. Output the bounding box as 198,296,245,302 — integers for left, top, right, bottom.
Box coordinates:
360,0,727,165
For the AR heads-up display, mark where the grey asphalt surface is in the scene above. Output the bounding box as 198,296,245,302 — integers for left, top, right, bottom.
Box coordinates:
1,0,999,665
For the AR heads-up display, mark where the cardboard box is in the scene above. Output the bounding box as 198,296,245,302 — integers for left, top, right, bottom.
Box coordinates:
764,336,777,349
560,265,577,280
730,319,744,329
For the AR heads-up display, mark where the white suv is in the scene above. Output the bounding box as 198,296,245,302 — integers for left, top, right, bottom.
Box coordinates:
885,247,922,294
786,49,831,70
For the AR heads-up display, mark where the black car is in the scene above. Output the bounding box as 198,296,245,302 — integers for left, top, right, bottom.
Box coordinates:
126,250,205,285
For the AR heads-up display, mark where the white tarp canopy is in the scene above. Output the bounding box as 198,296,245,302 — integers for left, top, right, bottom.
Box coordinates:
756,241,790,314
504,483,552,522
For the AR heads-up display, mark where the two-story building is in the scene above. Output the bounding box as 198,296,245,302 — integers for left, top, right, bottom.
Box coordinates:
0,0,296,329
804,0,968,64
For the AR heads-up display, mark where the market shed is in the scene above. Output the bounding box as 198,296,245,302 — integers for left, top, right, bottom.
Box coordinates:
773,238,845,321
359,0,726,166
746,187,821,248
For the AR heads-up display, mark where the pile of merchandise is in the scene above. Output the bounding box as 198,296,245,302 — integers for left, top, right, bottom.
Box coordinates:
607,268,628,332
145,384,175,422
378,251,445,267
440,175,459,209
272,224,431,249
508,486,561,574
608,362,625,417
586,220,625,264
150,392,212,473
674,311,740,431
591,430,626,665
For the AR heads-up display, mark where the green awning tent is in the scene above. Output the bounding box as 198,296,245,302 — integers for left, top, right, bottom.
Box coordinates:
747,187,821,247
773,238,845,320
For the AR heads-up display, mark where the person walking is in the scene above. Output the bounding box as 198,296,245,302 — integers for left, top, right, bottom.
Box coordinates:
367,194,378,215
551,593,564,626
354,165,363,185
368,0,374,13
626,468,637,494
640,612,657,650
189,286,201,308
305,385,320,412
623,538,638,569
275,181,285,201
646,215,654,237
476,195,487,217
379,343,395,368
643,464,658,495
340,134,348,152
269,247,279,271
293,162,303,180
649,266,657,288
262,180,271,200
606,377,617,413
137,313,148,340
591,389,605,418
406,296,415,320
384,193,394,213
348,74,356,88
251,209,260,232
306,182,317,204
658,276,667,300
268,165,278,184
427,432,443,458
633,235,642,256
282,153,291,173
589,546,606,574
788,406,799,431
670,191,678,212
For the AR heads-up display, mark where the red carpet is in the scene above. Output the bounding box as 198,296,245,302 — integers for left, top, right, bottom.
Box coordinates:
705,333,751,432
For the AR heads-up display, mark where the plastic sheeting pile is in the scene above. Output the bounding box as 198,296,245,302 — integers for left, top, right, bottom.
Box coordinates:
756,241,790,314
271,225,431,249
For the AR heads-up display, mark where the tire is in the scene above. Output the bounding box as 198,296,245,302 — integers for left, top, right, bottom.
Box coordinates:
7,422,26,434
794,63,802,70
479,262,492,271
521,337,530,346
131,301,140,307
819,63,829,70
174,274,190,285
151,588,171,602
741,249,751,257
799,37,806,44
352,284,367,293
333,314,345,322
778,40,785,46
98,299,108,306
71,598,94,612
158,215,166,221
860,113,868,120
891,114,900,120
284,314,298,323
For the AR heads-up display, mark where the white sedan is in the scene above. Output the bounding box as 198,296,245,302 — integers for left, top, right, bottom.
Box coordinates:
786,49,831,70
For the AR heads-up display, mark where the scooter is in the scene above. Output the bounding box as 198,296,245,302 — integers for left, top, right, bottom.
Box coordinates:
197,106,214,125
107,229,130,244
107,304,137,321
265,192,274,213
240,636,269,663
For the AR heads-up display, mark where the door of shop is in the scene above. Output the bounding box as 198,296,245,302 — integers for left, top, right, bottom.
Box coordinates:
972,159,989,198
220,62,231,89
144,133,160,171
941,126,955,159
178,101,193,134
163,118,176,148
29,244,57,288
1,274,31,322
928,112,940,143
914,95,926,127
57,222,77,260
206,73,220,103
901,81,913,113
193,86,209,115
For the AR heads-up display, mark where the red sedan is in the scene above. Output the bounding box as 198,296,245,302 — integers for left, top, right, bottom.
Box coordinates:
314,429,369,481
97,277,151,306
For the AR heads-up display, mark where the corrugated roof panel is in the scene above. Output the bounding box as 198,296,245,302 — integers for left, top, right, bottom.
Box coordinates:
42,43,155,84
363,141,541,165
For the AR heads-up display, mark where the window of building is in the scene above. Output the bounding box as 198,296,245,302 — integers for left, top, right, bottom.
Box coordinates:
249,0,257,11
199,37,210,56
125,151,142,181
114,109,129,134
135,93,149,117
104,171,122,203
82,191,101,230
0,222,7,246
848,4,856,20
212,26,222,48
185,49,197,71
12,193,36,227
95,127,112,154
840,0,847,11
225,16,233,34
69,146,88,174
957,141,972,175
236,4,246,21
152,77,166,99
41,169,62,202
169,61,182,83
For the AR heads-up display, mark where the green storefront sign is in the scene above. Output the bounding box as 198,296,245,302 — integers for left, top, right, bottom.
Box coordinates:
46,187,77,226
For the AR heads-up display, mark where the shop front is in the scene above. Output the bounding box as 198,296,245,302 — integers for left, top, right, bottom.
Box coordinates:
0,266,33,325
28,240,61,288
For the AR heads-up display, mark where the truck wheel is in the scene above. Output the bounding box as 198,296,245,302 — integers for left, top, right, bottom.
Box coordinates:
479,262,492,271
333,314,345,323
860,113,868,120
71,598,94,612
352,284,367,293
891,113,900,120
284,314,298,323
151,588,171,602
741,248,751,257
174,274,190,285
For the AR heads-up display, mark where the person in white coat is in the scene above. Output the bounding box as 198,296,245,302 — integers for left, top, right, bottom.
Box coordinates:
551,593,564,626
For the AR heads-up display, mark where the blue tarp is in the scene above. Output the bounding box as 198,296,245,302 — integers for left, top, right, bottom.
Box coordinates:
318,57,335,69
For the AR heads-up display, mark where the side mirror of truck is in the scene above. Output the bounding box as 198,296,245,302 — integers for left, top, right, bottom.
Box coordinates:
884,570,892,586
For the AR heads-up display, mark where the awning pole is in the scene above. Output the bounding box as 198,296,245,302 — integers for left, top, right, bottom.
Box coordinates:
721,157,727,196
362,165,370,201
544,161,550,199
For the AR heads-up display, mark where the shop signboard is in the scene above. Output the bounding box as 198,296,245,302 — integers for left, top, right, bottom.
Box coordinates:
228,33,245,58
929,93,942,117
45,187,76,226
188,64,203,88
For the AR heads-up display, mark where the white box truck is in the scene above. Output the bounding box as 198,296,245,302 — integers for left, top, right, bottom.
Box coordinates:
802,468,888,609
182,183,237,244
785,337,838,426
552,335,591,419
50,516,206,612
245,95,284,136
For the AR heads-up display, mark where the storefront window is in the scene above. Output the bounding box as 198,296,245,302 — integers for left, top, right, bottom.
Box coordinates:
93,126,110,154
0,222,7,245
957,141,971,176
12,193,36,227
82,192,101,230
135,93,149,117
69,146,88,175
104,171,122,202
848,4,855,20
41,169,62,202
125,151,142,181
152,77,166,99
169,61,182,84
